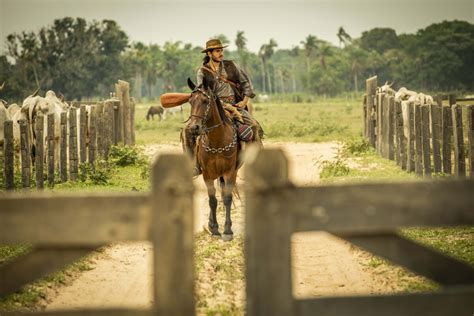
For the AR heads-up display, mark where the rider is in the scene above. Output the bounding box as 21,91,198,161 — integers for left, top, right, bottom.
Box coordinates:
184,38,263,176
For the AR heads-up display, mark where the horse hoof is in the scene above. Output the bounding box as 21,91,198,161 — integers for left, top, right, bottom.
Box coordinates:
222,233,234,242
203,224,221,237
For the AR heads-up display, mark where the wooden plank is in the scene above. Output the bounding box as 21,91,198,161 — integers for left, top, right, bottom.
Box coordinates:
421,105,431,177
289,180,474,234
467,105,474,179
119,80,133,146
60,112,68,182
382,94,390,158
406,101,415,172
363,94,367,137
4,120,14,190
96,102,104,159
35,115,44,189
19,119,31,189
395,101,406,169
296,288,474,316
112,100,120,145
0,247,93,297
452,104,466,177
79,105,87,164
69,108,78,181
341,233,474,286
387,96,395,160
5,309,154,316
104,101,115,158
431,100,442,173
366,76,377,147
377,93,383,155
115,83,124,144
89,105,97,166
130,97,136,145
151,154,195,316
414,104,423,175
0,193,149,245
245,148,294,316
442,105,452,174
47,113,55,187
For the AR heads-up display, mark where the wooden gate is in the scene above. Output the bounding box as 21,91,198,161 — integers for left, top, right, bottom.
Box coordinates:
244,148,474,316
0,154,195,316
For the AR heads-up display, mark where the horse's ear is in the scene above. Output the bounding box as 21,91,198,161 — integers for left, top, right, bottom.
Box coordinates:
187,78,196,91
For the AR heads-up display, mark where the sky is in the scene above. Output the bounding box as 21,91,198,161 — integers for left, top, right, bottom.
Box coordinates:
0,0,473,53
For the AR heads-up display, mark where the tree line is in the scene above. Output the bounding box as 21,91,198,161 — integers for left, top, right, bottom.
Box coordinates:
0,18,472,103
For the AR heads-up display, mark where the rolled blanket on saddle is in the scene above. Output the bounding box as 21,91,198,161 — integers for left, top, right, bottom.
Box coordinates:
160,93,190,108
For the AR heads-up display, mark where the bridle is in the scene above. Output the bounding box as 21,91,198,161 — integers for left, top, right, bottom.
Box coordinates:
189,87,237,154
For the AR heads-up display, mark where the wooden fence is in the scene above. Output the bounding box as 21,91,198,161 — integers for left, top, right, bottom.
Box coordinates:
2,88,136,190
0,154,195,316
244,148,474,316
363,76,474,179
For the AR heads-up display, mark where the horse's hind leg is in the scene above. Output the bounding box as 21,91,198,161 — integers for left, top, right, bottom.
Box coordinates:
205,179,220,236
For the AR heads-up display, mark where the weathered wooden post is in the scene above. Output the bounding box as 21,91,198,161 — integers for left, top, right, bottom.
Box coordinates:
366,76,377,147
4,120,14,190
414,104,423,175
431,97,442,173
407,101,415,172
88,105,97,166
442,105,452,175
118,80,133,146
363,94,367,137
19,119,31,189
452,104,465,178
388,96,395,160
79,105,87,165
245,148,293,316
151,154,194,315
421,105,431,177
448,94,456,106
377,93,384,155
395,101,406,169
112,99,120,145
47,113,55,187
130,97,136,146
467,105,474,179
69,108,78,181
115,83,124,144
104,100,115,158
60,112,68,182
96,102,104,159
35,115,44,189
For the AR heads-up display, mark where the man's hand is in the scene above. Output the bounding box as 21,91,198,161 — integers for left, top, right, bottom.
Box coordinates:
235,96,249,109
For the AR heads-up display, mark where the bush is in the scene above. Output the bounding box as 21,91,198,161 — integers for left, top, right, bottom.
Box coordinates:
343,138,373,156
315,149,351,179
78,160,112,185
108,145,147,167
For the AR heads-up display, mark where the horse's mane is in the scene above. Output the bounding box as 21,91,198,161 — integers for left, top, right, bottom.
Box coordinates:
197,84,231,125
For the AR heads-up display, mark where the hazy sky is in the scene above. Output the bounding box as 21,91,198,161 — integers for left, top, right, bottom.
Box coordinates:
0,0,473,53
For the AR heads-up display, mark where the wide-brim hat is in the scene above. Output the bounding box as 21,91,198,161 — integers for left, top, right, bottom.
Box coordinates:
201,39,229,53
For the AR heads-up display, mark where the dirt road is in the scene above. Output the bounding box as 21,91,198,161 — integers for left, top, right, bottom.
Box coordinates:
45,142,402,311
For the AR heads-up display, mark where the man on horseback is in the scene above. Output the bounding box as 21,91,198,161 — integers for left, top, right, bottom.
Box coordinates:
184,38,263,176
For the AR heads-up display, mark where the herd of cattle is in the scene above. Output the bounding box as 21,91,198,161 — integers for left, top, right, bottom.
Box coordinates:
0,83,90,164
377,82,435,138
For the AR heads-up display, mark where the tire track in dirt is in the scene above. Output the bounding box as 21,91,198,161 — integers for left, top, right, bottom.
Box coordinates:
44,141,403,312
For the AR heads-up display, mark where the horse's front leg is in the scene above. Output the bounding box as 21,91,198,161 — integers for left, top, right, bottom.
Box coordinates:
222,173,237,241
204,178,220,236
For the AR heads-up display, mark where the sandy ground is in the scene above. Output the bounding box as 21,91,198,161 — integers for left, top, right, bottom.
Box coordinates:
45,141,401,311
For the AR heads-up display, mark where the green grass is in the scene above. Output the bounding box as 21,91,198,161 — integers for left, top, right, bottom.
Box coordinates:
134,98,363,145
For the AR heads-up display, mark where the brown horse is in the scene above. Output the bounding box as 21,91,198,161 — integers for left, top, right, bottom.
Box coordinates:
186,78,240,241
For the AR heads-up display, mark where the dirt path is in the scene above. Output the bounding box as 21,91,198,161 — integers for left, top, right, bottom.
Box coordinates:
45,141,401,311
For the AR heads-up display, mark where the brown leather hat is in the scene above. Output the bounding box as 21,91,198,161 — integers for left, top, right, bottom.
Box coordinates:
201,39,229,53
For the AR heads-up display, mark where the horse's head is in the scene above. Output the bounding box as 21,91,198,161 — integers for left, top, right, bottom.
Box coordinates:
187,78,211,135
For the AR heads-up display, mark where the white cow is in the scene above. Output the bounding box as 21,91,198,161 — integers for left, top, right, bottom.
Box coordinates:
163,105,184,121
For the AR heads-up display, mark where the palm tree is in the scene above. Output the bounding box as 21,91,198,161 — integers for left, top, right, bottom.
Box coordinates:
235,31,248,70
289,46,299,92
300,35,318,75
317,42,333,70
258,45,267,94
263,39,278,94
337,27,352,48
